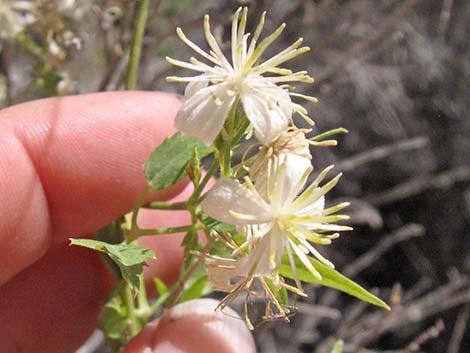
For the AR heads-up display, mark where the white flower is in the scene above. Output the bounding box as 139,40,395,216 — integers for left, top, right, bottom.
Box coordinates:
202,161,351,291
167,7,316,146
247,128,312,198
202,251,300,329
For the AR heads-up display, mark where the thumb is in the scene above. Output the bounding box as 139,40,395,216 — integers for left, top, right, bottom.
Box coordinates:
123,299,256,353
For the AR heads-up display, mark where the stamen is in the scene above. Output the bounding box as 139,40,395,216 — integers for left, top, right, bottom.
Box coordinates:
288,237,322,280
166,56,208,72
247,11,266,58
254,38,305,71
245,23,286,69
309,140,337,147
176,27,221,66
286,242,303,292
231,7,242,70
297,237,334,268
289,92,318,103
203,15,233,72
323,202,351,215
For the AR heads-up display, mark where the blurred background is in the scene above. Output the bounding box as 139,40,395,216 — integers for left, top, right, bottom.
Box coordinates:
1,1,469,352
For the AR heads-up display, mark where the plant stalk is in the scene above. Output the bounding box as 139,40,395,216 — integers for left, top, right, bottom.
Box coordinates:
125,0,150,90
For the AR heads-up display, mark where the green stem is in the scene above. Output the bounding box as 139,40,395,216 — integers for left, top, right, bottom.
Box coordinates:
125,0,150,90
145,201,187,210
137,274,149,314
123,284,140,337
221,143,232,177
231,114,250,147
129,185,151,241
134,224,203,237
146,291,171,316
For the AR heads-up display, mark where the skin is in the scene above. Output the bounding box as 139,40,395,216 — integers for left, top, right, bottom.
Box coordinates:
0,92,256,353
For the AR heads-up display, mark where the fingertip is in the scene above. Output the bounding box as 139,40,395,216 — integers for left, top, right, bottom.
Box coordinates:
0,91,183,283
124,299,256,353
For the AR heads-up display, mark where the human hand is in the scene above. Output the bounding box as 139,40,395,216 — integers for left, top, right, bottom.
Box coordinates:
0,92,256,353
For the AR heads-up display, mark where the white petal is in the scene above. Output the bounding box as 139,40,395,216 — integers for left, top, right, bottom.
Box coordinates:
205,256,238,292
241,83,291,144
295,194,325,217
269,224,287,269
175,82,236,146
288,238,321,279
184,75,210,97
201,178,272,225
206,226,284,286
277,154,312,205
236,234,271,276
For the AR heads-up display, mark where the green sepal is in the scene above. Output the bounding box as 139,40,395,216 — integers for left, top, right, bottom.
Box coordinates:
280,255,390,310
144,132,213,190
186,147,202,185
70,238,156,291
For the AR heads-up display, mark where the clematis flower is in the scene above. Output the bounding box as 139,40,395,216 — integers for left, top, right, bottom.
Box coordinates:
166,7,316,146
202,251,298,329
201,161,351,293
246,128,313,198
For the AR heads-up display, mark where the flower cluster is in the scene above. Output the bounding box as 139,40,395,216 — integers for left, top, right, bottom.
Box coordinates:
168,7,351,327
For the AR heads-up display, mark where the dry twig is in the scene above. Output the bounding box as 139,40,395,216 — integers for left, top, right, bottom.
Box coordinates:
447,304,469,353
337,137,429,172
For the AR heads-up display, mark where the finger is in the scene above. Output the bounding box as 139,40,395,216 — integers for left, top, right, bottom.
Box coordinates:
138,208,187,288
123,299,256,353
0,91,182,284
0,185,196,353
0,243,111,353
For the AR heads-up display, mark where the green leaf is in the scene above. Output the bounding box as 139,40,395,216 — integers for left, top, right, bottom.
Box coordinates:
95,221,125,244
153,277,169,296
70,238,156,290
145,132,213,190
331,340,344,353
99,286,128,340
179,275,210,303
280,256,390,310
264,277,289,305
178,266,211,303
94,222,126,280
